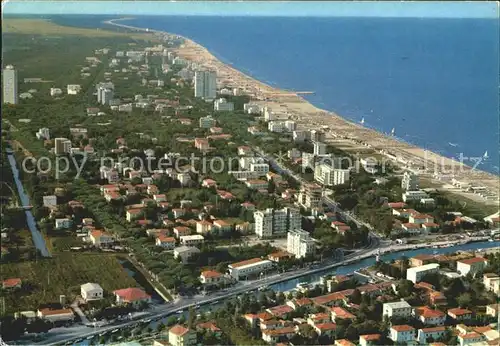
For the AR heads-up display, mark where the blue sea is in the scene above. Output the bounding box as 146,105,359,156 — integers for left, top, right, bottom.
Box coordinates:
51,15,500,174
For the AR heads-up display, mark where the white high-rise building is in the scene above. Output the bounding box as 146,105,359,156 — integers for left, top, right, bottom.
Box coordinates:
2,65,18,104
287,229,315,258
194,70,217,100
254,207,301,238
214,98,234,112
401,171,419,191
284,120,297,132
314,163,350,186
313,142,327,156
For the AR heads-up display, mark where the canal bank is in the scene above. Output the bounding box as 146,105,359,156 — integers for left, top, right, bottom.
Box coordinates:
58,239,500,346
5,149,51,257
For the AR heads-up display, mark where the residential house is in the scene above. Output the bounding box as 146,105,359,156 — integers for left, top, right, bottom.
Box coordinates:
261,327,295,343
196,322,222,337
126,208,143,222
245,179,268,190
174,246,200,263
266,305,294,320
228,258,274,280
196,220,213,234
43,195,57,208
180,234,204,247
457,332,485,346
81,283,103,301
447,308,472,321
113,288,151,307
409,213,434,224
155,235,176,249
483,273,500,294
383,300,412,319
286,298,313,311
200,270,224,286
172,209,186,218
417,327,446,344
456,257,488,277
174,226,192,238
390,325,416,343
268,251,293,263
168,324,197,346
89,230,115,247
2,278,22,290
485,303,499,318
153,194,167,203
335,339,356,346
414,306,446,325
330,307,355,322
406,263,440,283
202,178,217,188
359,334,381,346
194,138,210,151
410,254,436,267
311,290,354,307
55,218,73,230
313,323,337,337
213,219,231,232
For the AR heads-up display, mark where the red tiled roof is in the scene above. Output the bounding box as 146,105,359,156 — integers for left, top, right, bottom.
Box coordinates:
157,235,175,243
267,305,294,316
230,257,264,268
448,308,472,316
113,287,151,302
197,322,220,332
256,312,273,321
201,270,222,279
459,332,482,340
391,325,415,332
420,326,446,333
415,306,445,318
2,278,21,288
330,307,355,319
169,324,190,336
315,322,337,331
360,334,381,341
458,257,487,265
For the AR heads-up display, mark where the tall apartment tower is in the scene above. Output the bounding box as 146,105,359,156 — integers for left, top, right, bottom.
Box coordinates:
287,229,315,258
2,65,18,104
401,171,419,191
194,70,217,100
254,207,301,239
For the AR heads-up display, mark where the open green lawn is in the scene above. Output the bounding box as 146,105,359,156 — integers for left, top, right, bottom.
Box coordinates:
2,19,154,40
0,253,138,314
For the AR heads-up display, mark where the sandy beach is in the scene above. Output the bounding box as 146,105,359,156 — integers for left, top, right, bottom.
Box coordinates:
106,18,499,206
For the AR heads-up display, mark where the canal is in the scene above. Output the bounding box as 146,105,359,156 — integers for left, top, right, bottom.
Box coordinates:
72,239,499,346
5,149,51,257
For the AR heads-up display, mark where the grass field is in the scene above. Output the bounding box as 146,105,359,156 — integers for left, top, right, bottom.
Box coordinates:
2,18,153,40
0,253,138,314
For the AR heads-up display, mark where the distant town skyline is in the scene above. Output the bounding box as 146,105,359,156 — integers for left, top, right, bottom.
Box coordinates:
3,1,499,19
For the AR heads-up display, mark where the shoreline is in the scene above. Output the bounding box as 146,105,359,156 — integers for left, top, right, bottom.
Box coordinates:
105,17,499,204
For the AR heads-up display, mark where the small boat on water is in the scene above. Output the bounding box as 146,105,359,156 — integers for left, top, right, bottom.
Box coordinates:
433,250,438,255
360,117,365,125
391,128,395,136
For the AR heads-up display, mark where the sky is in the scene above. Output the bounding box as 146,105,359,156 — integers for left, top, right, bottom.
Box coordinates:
2,1,499,18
